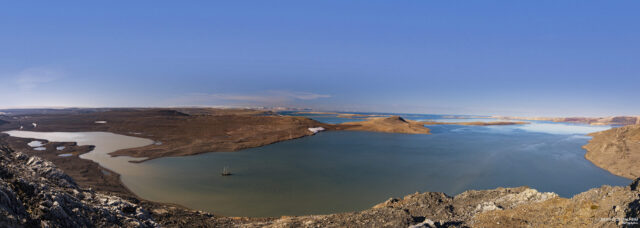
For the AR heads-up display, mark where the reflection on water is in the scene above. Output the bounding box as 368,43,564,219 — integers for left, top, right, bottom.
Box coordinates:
1,120,627,218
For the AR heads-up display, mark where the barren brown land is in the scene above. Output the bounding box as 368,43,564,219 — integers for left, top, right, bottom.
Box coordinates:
2,109,640,226
0,109,433,201
493,115,640,126
583,124,640,179
0,108,332,161
0,109,436,161
295,111,389,119
336,116,431,134
420,121,529,126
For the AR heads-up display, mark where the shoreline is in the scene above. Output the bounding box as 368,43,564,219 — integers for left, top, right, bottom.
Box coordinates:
1,108,632,181
0,109,437,161
6,127,629,217
582,124,640,180
0,131,244,220
492,115,640,126
2,108,639,223
1,139,638,226
419,120,529,126
0,109,333,161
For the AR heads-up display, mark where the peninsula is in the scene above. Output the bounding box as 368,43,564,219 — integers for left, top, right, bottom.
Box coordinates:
0,109,434,161
583,124,640,179
336,116,431,134
0,108,331,161
1,108,640,227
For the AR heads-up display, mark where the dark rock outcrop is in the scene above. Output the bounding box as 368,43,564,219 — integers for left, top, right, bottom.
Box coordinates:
0,144,158,227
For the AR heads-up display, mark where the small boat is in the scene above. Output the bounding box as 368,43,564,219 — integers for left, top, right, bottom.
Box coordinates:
221,166,232,176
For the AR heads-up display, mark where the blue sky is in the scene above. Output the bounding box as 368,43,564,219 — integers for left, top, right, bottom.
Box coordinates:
1,1,638,116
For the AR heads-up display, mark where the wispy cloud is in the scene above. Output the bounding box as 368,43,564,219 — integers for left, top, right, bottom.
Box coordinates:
164,90,331,106
13,67,64,90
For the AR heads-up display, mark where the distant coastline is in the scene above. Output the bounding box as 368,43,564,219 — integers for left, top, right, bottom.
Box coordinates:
492,115,640,126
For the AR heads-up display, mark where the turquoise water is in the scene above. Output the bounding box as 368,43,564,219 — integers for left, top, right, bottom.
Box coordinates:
5,114,630,218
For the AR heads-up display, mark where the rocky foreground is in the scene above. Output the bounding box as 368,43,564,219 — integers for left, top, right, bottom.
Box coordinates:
0,144,158,227
2,142,640,227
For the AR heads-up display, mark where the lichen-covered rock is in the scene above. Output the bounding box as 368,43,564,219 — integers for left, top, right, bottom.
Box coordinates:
470,182,640,227
0,144,158,227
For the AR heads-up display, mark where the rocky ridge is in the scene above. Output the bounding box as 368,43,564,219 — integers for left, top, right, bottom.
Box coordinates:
237,183,640,227
0,144,158,227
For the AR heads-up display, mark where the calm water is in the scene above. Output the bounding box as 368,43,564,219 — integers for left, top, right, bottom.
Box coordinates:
3,130,154,176
3,116,630,217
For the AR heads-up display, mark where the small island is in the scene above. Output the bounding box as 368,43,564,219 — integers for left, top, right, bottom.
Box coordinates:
336,116,431,134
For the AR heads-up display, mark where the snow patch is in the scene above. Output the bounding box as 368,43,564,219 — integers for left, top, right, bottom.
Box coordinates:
308,127,325,134
28,141,44,147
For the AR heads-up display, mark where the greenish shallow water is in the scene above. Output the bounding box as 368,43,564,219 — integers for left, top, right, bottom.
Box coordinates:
4,118,630,217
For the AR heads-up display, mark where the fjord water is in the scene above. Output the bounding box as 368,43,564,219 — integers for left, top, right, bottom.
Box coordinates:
4,118,630,217
126,120,628,217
